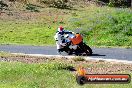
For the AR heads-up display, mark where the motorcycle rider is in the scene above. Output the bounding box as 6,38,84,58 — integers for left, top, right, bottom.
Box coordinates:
54,26,93,55
54,26,74,54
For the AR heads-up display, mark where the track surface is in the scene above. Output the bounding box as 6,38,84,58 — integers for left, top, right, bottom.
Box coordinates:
0,45,132,61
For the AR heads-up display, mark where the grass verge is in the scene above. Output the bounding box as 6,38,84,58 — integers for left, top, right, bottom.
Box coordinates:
0,5,131,47
0,53,132,88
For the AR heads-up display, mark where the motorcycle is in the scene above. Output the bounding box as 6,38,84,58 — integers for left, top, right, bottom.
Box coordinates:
55,32,93,56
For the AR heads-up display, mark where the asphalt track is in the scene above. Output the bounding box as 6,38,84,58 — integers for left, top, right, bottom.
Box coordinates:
0,45,132,61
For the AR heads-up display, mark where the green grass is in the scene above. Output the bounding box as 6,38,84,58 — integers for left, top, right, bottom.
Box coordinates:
0,21,55,46
72,56,85,62
67,6,132,48
0,61,132,88
0,6,131,47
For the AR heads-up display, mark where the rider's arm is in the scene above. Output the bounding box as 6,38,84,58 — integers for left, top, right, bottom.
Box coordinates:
63,30,74,34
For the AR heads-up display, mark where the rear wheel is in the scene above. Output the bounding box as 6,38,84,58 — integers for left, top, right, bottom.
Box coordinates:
60,46,72,55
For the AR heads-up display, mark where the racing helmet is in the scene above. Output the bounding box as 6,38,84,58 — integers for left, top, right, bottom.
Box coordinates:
58,26,64,32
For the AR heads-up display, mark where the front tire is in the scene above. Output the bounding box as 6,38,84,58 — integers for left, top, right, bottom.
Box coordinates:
81,43,92,56
84,44,92,55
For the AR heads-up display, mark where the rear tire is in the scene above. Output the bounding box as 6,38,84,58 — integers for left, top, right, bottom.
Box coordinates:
60,46,72,55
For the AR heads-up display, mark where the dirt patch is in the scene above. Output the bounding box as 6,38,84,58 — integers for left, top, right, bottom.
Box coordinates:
0,54,132,74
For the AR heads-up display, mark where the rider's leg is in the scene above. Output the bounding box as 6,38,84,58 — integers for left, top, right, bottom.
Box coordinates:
56,42,62,54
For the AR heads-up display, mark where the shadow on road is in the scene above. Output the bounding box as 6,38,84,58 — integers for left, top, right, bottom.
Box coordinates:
91,54,106,56
79,53,106,56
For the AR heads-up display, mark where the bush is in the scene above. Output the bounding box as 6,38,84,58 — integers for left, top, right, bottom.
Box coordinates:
97,0,109,3
40,0,72,9
26,4,40,12
0,1,8,10
108,0,131,7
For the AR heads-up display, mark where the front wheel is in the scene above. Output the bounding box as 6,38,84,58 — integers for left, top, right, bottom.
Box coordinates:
82,43,92,56
84,44,93,55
